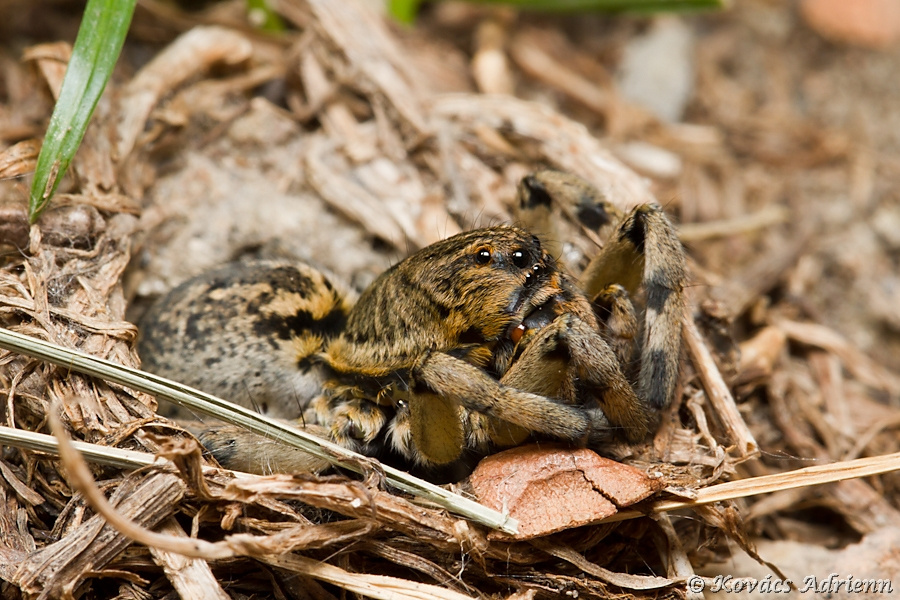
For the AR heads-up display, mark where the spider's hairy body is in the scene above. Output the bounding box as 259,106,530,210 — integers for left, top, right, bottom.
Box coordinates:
138,172,687,480
313,226,638,465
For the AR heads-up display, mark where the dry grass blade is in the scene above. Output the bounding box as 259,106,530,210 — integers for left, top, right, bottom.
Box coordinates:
608,451,900,523
0,327,518,534
261,554,476,600
0,425,261,489
532,539,678,590
0,424,163,470
47,407,477,600
677,205,789,242
7,406,900,541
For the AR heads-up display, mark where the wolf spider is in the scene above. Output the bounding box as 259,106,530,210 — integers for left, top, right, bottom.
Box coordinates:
138,171,686,479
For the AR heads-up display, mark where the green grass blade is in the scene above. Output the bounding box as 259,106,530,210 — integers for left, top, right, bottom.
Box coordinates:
388,0,422,24
247,0,287,32
462,0,726,9
28,0,136,223
387,0,726,22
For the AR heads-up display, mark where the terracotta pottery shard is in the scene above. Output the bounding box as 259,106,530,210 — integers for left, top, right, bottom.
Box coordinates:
469,444,663,540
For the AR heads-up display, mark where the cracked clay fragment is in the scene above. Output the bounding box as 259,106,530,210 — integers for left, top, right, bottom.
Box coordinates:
468,444,663,540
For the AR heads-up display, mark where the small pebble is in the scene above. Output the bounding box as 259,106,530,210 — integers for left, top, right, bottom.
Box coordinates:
801,0,900,48
616,17,695,123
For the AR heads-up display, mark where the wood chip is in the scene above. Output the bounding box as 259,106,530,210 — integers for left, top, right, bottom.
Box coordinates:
12,471,186,598
0,459,44,506
776,318,900,395
149,518,231,600
0,138,40,179
116,26,253,159
684,317,760,458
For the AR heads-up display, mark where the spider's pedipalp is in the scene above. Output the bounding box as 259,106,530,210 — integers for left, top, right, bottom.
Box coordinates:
592,283,639,368
408,350,596,465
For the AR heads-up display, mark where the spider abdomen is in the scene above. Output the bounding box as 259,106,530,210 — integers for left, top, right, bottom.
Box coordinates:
138,261,352,419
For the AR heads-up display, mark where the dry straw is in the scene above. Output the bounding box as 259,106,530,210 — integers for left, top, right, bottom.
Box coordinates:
3,325,900,534
0,326,518,534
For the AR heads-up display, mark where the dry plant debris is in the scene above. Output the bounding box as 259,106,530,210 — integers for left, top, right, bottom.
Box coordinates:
1,0,900,598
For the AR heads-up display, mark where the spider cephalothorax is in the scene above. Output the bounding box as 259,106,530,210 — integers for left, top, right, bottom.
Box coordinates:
138,171,686,479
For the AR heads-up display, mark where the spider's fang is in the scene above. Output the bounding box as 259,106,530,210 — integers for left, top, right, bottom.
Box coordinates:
510,323,527,344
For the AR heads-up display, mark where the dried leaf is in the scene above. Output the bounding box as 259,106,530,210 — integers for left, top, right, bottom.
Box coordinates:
469,444,663,540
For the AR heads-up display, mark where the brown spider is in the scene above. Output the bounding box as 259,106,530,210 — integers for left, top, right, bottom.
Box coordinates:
138,171,686,480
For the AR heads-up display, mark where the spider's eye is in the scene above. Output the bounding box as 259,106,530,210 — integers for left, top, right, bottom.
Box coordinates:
475,248,492,264
524,263,542,285
511,249,529,269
